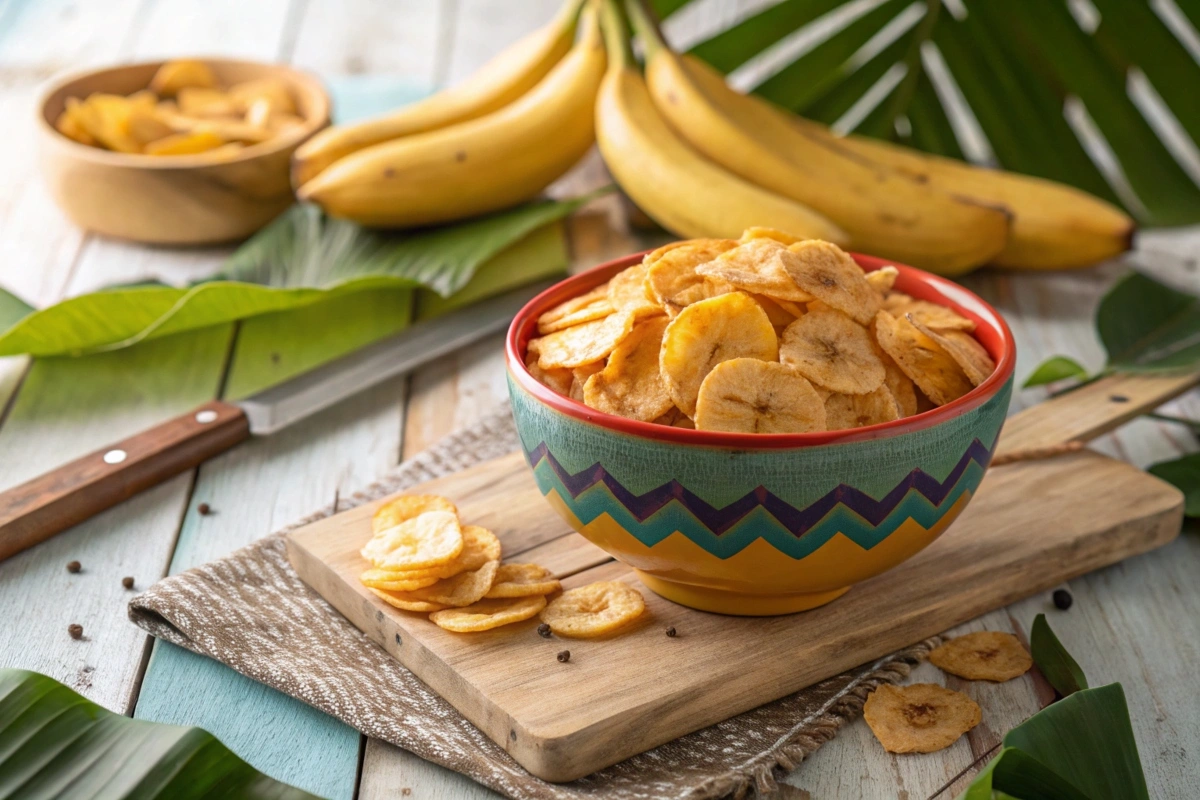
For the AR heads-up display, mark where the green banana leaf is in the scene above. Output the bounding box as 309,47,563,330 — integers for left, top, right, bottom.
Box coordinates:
649,0,1200,226
1030,613,1088,697
0,669,322,799
0,195,594,358
1022,356,1088,388
1148,452,1200,517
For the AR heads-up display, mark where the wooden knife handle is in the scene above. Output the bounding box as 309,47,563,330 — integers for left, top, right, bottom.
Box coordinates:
0,400,249,562
997,371,1200,456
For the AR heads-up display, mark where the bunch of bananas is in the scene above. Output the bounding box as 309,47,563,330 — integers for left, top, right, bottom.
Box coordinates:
294,0,1134,275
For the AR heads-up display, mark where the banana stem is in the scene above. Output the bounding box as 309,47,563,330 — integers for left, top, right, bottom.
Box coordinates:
624,0,666,58
599,0,635,68
555,0,591,30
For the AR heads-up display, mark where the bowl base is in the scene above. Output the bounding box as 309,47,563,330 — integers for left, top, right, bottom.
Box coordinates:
634,571,851,616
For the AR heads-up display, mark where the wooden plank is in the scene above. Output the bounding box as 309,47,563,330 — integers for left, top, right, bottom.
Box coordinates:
289,442,1181,782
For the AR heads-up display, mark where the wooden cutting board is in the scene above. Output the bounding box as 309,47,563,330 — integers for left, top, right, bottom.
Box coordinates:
287,373,1196,782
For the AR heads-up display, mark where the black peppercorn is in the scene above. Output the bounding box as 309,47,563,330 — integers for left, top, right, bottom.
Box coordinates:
122,577,134,590
68,624,83,640
66,560,81,573
665,626,677,637
537,623,552,638
557,650,571,663
197,502,212,515
1052,589,1073,610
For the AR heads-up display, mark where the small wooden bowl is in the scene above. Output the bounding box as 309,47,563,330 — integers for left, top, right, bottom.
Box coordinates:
37,58,330,245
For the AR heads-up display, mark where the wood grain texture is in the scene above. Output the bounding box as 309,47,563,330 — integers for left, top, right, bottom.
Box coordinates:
288,442,1182,782
0,400,248,562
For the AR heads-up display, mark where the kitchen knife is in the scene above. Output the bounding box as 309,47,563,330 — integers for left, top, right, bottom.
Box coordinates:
0,280,554,563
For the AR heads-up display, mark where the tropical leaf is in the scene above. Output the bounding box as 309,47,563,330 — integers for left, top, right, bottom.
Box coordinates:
1096,271,1200,372
0,196,592,358
958,747,1090,800
1148,452,1200,517
1022,356,1088,388
649,0,1200,225
0,669,321,799
1030,613,1088,697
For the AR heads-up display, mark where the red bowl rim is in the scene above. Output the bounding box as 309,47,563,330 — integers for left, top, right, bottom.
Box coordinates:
506,251,1016,449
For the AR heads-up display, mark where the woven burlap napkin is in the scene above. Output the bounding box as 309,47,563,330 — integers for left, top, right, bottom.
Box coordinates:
129,408,938,800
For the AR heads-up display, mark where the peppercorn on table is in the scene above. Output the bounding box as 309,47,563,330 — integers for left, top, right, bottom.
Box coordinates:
0,2,1197,798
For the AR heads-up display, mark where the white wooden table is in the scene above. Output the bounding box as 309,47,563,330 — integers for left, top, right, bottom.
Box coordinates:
0,1,1197,797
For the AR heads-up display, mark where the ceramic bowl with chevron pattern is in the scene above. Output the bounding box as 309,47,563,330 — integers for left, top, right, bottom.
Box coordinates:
506,252,1015,616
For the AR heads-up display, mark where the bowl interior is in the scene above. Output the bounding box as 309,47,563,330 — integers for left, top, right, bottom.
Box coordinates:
39,58,330,166
508,251,1016,448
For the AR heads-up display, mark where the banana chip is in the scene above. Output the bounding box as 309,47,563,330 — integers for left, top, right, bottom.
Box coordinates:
660,292,778,416
784,240,881,324
537,286,611,334
779,309,885,395
360,570,441,592
370,587,447,613
740,226,805,245
911,321,996,387
537,297,613,334
696,239,814,303
867,266,899,295
532,311,635,370
750,294,801,327
570,361,605,402
880,350,919,417
373,494,458,535
645,238,739,315
874,311,973,406
928,631,1032,681
884,293,975,332
583,316,674,422
695,359,826,434
429,595,547,632
607,264,662,319
863,683,981,753
365,524,502,585
388,560,499,608
541,581,646,638
823,385,900,430
361,510,464,570
486,563,562,598
526,352,573,396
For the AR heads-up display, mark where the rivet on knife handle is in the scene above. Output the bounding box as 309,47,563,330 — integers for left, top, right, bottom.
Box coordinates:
0,400,250,563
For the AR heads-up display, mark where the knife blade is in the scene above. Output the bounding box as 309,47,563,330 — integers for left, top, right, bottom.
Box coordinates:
0,280,553,562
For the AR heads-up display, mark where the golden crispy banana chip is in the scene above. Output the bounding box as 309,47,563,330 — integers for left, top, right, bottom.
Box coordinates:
393,560,499,608
696,239,815,303
372,494,458,535
740,226,805,245
864,683,981,753
645,239,739,316
541,580,646,638
583,316,674,422
526,351,573,396
361,510,464,570
429,595,547,632
867,266,899,295
570,361,604,403
695,359,826,434
874,311,973,406
750,294,801,327
537,296,613,334
783,240,881,325
533,311,635,370
928,631,1032,682
370,587,447,613
362,525,502,588
660,292,779,416
884,293,975,332
911,321,996,387
823,385,900,430
880,350,919,418
779,309,885,395
486,563,562,598
536,286,609,334
359,570,441,592
607,264,662,319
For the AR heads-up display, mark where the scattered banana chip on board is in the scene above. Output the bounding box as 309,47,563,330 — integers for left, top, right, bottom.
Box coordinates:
373,494,458,535
370,587,448,613
521,232,995,434
361,510,463,570
541,581,647,638
430,595,548,633
486,563,562,598
928,631,1033,682
695,359,826,434
391,560,500,608
359,569,442,592
864,683,981,753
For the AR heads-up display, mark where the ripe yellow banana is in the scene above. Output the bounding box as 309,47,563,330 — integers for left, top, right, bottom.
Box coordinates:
635,27,1010,275
298,4,605,228
788,119,1135,269
291,0,584,187
594,5,845,244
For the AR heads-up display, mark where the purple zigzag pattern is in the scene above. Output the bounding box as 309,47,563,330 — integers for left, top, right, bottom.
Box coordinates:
523,439,994,538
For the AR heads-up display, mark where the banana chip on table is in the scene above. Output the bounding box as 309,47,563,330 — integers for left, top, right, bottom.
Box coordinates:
928,631,1032,681
779,309,885,395
660,292,779,416
430,595,548,633
873,310,973,406
361,510,464,570
361,524,501,589
540,581,646,638
379,560,500,609
784,240,882,324
584,316,674,422
486,563,562,598
863,683,981,753
373,494,458,534
695,359,826,434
